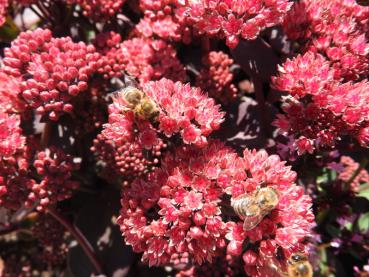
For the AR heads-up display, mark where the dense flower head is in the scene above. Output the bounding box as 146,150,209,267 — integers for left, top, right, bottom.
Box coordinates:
0,72,26,113
0,147,35,210
69,81,108,137
274,101,347,155
283,0,369,80
196,51,238,104
117,141,238,266
0,0,8,26
284,0,369,42
0,111,25,157
185,0,292,48
338,156,369,190
118,141,314,275
2,28,100,120
66,0,126,21
31,213,69,265
143,78,225,146
0,144,80,211
93,79,224,178
0,213,68,275
92,109,166,179
93,31,122,54
134,16,191,43
0,0,362,273
97,37,186,83
133,0,195,43
273,52,335,98
31,147,80,211
273,52,369,153
225,149,314,276
139,0,180,13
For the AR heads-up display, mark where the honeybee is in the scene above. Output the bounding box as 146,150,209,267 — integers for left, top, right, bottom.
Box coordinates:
231,187,279,231
114,86,159,120
263,253,313,277
286,253,313,277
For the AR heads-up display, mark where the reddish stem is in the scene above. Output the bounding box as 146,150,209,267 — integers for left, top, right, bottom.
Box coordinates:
29,6,47,21
36,2,53,23
253,77,271,138
201,37,210,53
0,223,22,236
46,208,105,275
41,122,52,148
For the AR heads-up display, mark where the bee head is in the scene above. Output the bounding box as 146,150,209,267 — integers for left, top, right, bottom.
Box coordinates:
123,86,143,106
137,98,159,119
289,253,307,264
296,263,310,275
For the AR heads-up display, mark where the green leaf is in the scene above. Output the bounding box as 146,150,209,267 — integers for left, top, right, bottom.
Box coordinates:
317,169,329,184
317,168,337,185
358,212,369,233
319,248,329,275
0,17,20,42
357,183,369,200
316,209,329,224
344,221,353,231
325,224,340,237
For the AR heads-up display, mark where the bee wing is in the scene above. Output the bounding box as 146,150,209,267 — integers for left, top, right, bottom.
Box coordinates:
123,75,139,88
111,89,129,106
242,212,264,231
257,256,288,277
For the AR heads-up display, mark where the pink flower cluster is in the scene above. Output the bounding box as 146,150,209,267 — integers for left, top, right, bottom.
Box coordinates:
196,51,238,104
185,0,292,48
92,109,166,179
134,0,194,43
273,52,369,154
143,78,224,146
31,147,80,211
283,0,369,80
225,149,314,276
273,52,334,98
338,156,369,190
0,143,34,210
0,0,8,26
97,37,186,84
2,28,100,120
0,144,80,211
0,72,26,113
66,0,126,21
117,141,237,266
31,214,69,265
70,81,109,137
93,31,122,54
117,140,314,275
93,78,224,178
0,111,25,158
